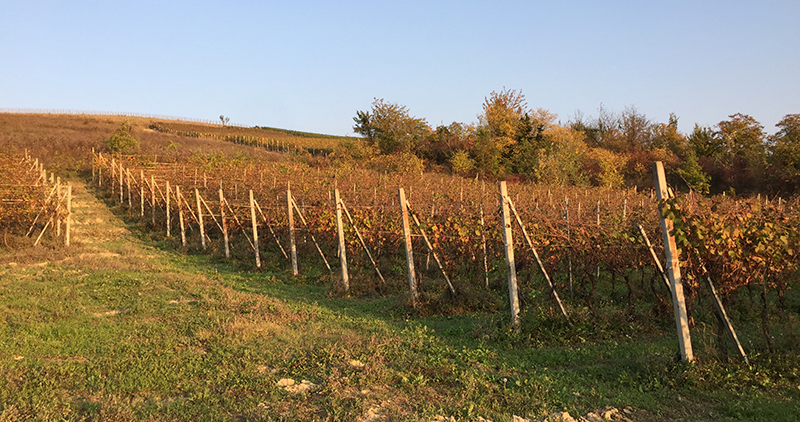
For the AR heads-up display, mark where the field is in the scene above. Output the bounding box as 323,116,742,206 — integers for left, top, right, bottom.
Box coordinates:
1,112,799,421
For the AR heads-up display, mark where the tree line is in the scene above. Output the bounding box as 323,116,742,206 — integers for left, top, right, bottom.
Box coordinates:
351,90,800,195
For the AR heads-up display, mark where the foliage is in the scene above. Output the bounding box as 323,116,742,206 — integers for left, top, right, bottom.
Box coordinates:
104,122,140,154
448,150,475,175
584,148,627,188
353,99,430,155
534,126,588,185
676,150,711,193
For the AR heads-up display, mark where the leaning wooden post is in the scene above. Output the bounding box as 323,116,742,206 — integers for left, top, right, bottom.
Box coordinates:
195,188,206,250
653,161,694,362
126,169,132,208
249,190,261,268
65,184,72,246
637,224,672,292
399,188,418,303
335,189,350,292
499,181,521,330
220,189,230,258
287,184,298,275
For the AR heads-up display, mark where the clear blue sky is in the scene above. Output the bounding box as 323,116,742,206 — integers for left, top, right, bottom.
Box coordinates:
2,0,798,136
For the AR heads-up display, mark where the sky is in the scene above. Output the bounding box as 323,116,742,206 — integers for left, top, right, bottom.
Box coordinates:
1,0,798,137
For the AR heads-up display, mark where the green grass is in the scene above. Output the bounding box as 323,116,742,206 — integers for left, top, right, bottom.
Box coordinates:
1,184,799,421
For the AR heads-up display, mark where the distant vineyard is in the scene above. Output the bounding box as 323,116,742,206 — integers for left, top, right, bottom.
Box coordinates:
147,121,344,153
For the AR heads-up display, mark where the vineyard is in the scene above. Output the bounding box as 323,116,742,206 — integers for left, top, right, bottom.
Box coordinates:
92,151,800,357
0,152,72,248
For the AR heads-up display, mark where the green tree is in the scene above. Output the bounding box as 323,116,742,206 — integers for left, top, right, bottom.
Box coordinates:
105,122,139,154
716,113,767,191
534,126,588,185
676,150,711,193
688,124,721,158
480,88,526,152
651,113,688,156
769,113,800,192
353,99,429,155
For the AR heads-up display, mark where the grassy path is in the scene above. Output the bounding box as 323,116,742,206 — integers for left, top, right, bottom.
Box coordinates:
1,179,799,421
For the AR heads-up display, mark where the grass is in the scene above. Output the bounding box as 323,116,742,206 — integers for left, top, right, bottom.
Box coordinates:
1,113,799,421
1,181,799,421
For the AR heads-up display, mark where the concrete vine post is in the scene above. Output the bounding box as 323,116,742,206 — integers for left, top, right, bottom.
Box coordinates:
498,181,521,330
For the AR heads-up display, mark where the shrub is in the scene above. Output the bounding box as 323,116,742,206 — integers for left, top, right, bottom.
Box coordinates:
105,122,139,154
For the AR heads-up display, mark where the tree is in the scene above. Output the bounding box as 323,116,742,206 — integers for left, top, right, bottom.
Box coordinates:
619,105,652,151
769,113,800,192
480,88,526,152
353,99,429,155
676,150,711,193
716,113,766,159
688,124,721,158
651,113,688,156
534,126,588,185
713,113,768,192
105,122,139,154
220,115,230,126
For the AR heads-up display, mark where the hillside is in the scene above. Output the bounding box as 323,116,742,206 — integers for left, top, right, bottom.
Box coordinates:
0,112,799,421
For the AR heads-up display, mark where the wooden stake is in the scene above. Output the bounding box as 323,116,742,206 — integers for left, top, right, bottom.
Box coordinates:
166,181,171,237
287,184,298,275
195,189,206,250
499,182,521,329
250,190,261,268
653,161,694,362
335,189,349,291
339,200,385,283
139,171,145,217
507,195,570,324
406,200,456,295
65,184,72,246
698,260,748,364
119,163,124,204
399,188,418,303
151,175,156,226
290,196,332,274
637,224,672,292
177,186,186,246
220,189,230,258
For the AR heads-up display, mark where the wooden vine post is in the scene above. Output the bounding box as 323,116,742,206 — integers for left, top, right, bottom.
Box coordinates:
150,175,156,226
498,181,521,329
139,170,145,217
335,188,350,292
399,188,418,304
195,189,206,250
653,161,694,362
166,181,171,237
220,189,230,258
284,184,297,275
119,163,124,204
249,190,261,268
177,186,187,246
65,184,72,246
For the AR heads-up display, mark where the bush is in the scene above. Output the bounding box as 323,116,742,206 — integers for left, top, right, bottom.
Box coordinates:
105,122,139,154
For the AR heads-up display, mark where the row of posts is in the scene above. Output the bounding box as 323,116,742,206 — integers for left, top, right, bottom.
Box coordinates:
25,153,72,247
98,155,737,364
